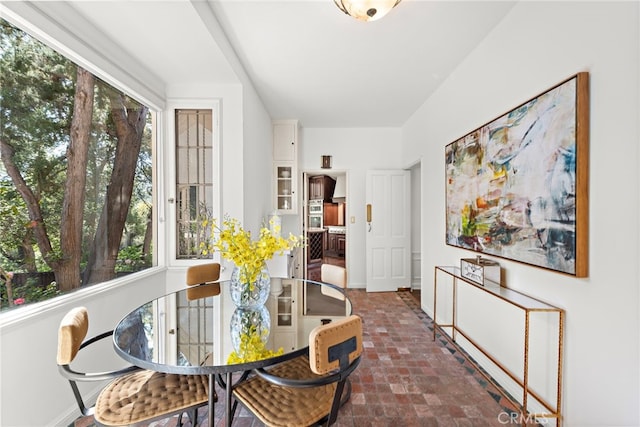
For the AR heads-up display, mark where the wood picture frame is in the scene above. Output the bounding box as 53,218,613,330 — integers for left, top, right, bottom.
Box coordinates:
445,72,589,277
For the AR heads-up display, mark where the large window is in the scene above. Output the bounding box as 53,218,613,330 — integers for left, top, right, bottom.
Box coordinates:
0,19,154,312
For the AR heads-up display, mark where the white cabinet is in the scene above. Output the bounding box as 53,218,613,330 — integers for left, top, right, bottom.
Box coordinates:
265,251,290,278
272,331,296,353
273,121,297,161
266,250,298,279
269,279,298,352
273,120,299,214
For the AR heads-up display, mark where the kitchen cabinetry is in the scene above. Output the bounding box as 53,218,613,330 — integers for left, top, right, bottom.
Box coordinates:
323,203,338,226
269,279,297,352
273,120,299,214
325,233,346,258
337,234,346,257
274,164,296,213
309,175,336,202
324,203,346,227
273,121,297,161
433,266,563,425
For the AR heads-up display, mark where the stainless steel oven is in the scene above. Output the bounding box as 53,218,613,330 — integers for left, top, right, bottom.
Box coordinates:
309,214,323,229
309,199,323,214
308,199,323,228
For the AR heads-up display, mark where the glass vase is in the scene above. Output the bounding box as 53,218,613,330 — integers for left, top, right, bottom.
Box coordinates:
229,263,271,309
229,306,271,355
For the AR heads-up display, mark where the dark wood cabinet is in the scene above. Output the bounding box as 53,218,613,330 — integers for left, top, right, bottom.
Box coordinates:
309,175,336,202
325,233,336,254
325,233,345,258
323,203,338,226
337,234,346,257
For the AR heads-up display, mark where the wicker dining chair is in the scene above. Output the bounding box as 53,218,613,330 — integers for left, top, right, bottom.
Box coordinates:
232,314,363,427
186,263,221,300
57,306,210,426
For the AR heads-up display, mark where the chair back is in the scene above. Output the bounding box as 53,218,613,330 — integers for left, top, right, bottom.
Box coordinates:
320,264,346,301
57,306,89,365
57,307,94,416
57,307,210,423
309,314,362,375
186,263,221,286
234,314,364,427
186,263,221,300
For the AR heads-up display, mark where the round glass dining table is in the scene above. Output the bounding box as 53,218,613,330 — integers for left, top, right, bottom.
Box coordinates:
112,278,351,427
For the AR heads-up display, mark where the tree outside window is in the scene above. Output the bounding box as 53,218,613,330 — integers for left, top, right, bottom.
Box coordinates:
0,19,154,311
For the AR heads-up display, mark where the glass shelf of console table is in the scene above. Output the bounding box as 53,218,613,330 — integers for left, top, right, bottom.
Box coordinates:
435,266,560,311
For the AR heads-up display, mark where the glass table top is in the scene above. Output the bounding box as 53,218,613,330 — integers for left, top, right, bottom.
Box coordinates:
113,278,352,375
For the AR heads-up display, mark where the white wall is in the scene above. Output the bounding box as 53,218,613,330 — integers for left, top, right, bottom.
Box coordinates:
0,269,169,427
403,2,639,426
299,127,404,287
242,85,274,233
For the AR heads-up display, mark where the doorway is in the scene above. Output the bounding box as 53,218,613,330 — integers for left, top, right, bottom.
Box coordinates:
301,171,347,313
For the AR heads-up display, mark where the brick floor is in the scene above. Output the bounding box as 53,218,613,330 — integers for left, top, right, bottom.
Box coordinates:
73,289,520,427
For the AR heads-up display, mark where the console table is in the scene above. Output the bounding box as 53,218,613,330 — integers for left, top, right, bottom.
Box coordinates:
433,266,564,426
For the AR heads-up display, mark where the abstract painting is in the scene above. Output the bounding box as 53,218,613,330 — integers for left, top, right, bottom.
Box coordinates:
445,73,589,277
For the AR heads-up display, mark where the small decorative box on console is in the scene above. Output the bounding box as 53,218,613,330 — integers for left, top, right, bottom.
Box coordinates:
460,256,500,286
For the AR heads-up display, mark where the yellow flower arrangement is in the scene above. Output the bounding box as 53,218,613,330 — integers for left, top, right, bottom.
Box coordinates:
227,326,284,364
200,216,304,286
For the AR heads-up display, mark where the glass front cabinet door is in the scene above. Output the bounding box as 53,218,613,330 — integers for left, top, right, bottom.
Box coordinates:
269,279,297,352
276,280,293,327
274,163,297,214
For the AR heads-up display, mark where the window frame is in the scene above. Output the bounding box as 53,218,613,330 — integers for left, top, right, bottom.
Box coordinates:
164,100,222,267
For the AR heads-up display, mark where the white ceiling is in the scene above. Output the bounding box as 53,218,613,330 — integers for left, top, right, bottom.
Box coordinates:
68,0,516,128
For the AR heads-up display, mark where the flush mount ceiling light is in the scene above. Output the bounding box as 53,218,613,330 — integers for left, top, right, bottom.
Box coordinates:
334,0,402,22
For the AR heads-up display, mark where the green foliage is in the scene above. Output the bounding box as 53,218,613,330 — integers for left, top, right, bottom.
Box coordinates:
0,184,27,269
115,245,150,273
16,280,59,304
1,19,70,271
0,276,59,310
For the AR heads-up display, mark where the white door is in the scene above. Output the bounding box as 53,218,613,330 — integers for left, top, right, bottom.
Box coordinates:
366,170,411,292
